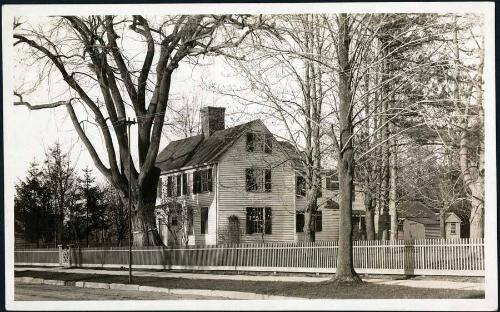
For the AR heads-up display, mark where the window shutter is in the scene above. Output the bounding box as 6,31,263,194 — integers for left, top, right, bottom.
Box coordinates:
176,175,182,196
166,176,172,197
246,208,253,234
157,177,162,198
246,133,254,152
245,169,254,191
296,212,304,233
193,171,199,194
265,207,272,234
265,169,272,192
265,134,273,153
315,211,323,232
208,168,213,192
182,173,188,195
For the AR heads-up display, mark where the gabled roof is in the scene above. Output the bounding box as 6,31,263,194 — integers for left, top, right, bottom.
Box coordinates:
278,141,304,168
398,200,437,219
156,120,261,172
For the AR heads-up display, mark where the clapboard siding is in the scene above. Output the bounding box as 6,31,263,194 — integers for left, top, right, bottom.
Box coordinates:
157,166,217,245
156,119,366,245
425,224,441,239
217,121,296,243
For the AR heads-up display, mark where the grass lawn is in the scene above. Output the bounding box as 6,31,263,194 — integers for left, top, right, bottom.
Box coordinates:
15,270,484,299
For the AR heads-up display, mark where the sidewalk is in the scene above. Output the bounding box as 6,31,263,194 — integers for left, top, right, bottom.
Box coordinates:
15,266,484,291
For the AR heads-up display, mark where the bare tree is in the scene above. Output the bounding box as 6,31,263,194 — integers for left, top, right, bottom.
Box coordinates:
330,13,362,283
218,14,328,241
14,15,273,246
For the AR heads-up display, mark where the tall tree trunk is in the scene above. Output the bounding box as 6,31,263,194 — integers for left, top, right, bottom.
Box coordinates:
57,204,64,244
454,16,484,238
364,193,375,240
333,13,361,283
129,167,164,246
468,190,484,238
439,209,446,239
388,131,398,241
379,42,390,241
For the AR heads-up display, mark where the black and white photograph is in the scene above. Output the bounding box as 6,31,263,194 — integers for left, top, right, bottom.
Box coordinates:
2,2,497,311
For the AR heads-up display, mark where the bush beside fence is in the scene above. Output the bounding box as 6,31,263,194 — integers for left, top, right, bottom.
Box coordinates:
14,238,484,276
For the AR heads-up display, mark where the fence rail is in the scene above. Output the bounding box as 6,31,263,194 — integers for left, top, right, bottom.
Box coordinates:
14,238,485,276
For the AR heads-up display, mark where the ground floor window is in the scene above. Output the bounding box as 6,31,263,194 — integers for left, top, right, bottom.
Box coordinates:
246,207,272,234
296,211,322,233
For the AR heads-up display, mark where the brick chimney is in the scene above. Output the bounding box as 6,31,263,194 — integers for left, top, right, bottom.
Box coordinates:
200,106,225,137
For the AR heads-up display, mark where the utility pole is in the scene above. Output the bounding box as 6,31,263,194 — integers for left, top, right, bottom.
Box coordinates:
85,168,89,248
125,117,136,284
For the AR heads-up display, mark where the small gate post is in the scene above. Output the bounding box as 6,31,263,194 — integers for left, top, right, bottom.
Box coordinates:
58,245,63,265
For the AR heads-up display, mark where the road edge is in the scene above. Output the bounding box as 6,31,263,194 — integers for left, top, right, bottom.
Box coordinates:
15,276,306,300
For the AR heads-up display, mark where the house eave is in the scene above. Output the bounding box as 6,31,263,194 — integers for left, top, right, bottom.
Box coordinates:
160,162,218,175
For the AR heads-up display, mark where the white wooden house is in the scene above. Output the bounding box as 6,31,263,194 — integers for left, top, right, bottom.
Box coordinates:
155,106,364,246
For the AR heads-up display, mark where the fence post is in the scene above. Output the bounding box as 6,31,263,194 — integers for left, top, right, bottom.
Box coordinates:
58,245,63,266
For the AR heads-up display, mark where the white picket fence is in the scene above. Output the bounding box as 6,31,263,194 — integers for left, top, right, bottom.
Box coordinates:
14,238,484,276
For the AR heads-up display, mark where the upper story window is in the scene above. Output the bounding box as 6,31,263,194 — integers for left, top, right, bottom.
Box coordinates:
246,132,272,153
325,176,339,191
296,176,306,197
193,167,213,194
296,175,322,198
246,168,272,192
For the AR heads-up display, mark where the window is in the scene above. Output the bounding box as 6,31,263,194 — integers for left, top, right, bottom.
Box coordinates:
450,223,456,235
246,132,273,153
296,175,321,198
296,176,306,197
296,211,322,233
182,173,188,195
246,207,272,234
193,168,213,194
325,176,339,191
246,168,272,192
157,177,163,198
398,220,404,232
201,207,208,234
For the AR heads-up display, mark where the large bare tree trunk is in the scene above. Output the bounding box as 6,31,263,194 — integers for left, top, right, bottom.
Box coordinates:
388,129,398,241
454,17,484,239
364,193,375,240
130,167,163,246
332,13,361,283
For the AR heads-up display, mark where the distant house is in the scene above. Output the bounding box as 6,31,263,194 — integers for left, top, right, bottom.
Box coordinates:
397,201,462,240
155,106,364,246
